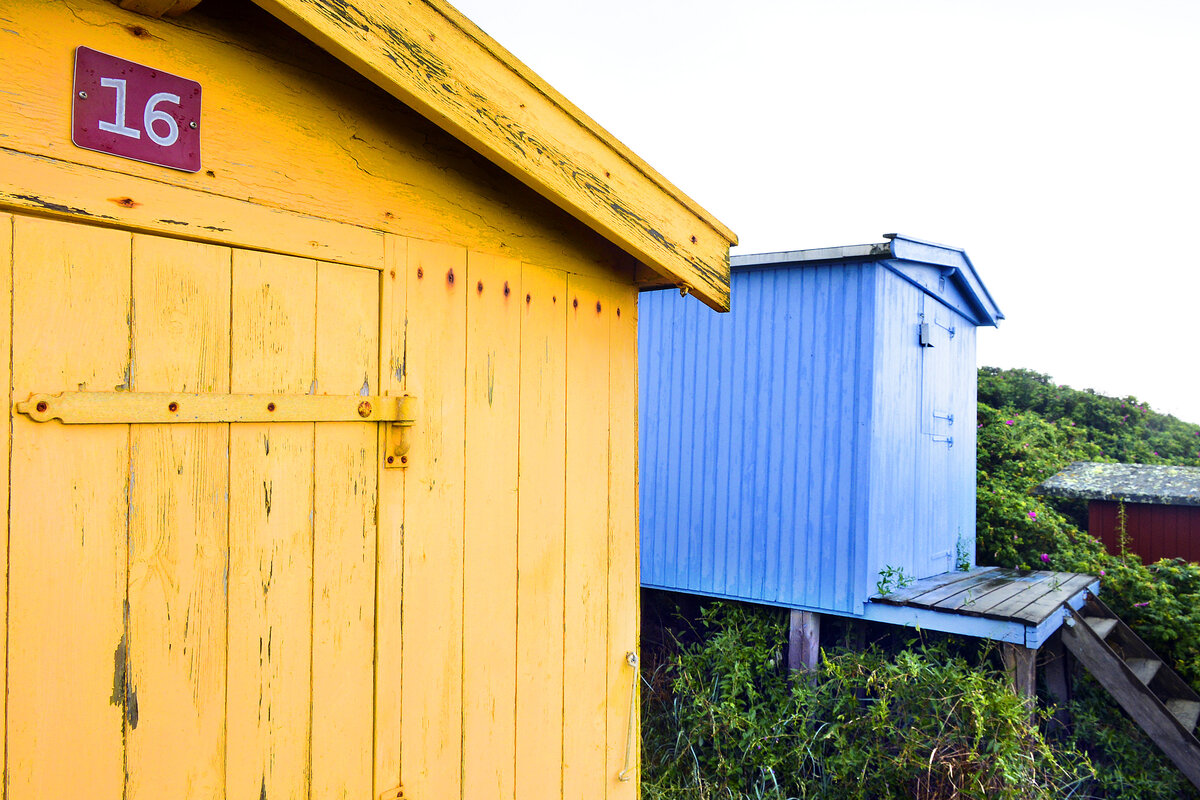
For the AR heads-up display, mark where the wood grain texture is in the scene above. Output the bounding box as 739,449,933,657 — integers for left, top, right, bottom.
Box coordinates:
401,239,467,798
562,274,610,797
462,252,521,800
605,280,639,797
118,0,180,16
0,214,9,800
252,0,733,309
126,235,230,800
8,217,131,799
373,235,407,795
0,149,386,271
312,261,380,799
0,1,644,287
515,263,567,800
226,250,316,800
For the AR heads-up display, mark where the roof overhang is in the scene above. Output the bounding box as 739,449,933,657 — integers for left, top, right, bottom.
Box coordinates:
119,0,735,310
732,233,1004,327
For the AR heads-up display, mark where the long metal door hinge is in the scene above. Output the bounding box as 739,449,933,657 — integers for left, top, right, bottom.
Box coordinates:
15,391,418,468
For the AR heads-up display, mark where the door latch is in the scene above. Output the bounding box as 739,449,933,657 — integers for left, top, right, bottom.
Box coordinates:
385,395,417,469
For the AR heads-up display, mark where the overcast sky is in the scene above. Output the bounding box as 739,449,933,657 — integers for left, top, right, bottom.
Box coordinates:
453,0,1200,425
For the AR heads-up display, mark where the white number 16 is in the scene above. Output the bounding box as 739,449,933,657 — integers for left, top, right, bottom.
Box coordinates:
97,77,181,147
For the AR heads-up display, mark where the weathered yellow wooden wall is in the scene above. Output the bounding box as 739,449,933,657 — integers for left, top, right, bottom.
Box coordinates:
0,2,642,799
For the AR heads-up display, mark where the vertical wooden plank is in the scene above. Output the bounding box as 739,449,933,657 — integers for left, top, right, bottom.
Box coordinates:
606,281,639,797
374,235,407,796
226,250,315,800
312,260,379,799
401,239,466,798
562,275,610,797
0,214,10,800
8,217,130,800
462,253,521,800
126,236,230,800
515,263,567,800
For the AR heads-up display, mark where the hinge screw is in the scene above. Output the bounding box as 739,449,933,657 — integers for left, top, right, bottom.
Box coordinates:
357,401,372,418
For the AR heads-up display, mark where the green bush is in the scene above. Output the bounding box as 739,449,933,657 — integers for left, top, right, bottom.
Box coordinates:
642,601,1093,800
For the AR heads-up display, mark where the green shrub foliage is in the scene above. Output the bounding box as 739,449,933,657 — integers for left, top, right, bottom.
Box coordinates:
642,601,1093,800
641,367,1200,798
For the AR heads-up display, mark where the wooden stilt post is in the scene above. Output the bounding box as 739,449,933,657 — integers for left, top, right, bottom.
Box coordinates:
788,610,820,672
1001,643,1038,714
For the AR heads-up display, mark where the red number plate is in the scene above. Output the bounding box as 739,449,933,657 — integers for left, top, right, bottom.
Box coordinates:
72,46,202,173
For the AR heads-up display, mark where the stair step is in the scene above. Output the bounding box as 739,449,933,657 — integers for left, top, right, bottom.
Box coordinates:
1127,657,1163,685
1166,698,1200,733
1083,616,1117,640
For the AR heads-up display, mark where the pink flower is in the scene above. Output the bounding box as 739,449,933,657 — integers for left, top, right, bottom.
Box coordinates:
1004,420,1015,425
1135,601,1150,608
1028,510,1038,520
1039,553,1050,563
1099,570,1106,576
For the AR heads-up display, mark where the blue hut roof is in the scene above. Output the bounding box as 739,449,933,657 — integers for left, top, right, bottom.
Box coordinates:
731,234,1004,327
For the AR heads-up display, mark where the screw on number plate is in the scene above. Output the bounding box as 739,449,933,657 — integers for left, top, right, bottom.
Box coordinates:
189,121,198,129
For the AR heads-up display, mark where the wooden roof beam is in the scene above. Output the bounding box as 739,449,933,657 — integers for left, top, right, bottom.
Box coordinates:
250,0,735,311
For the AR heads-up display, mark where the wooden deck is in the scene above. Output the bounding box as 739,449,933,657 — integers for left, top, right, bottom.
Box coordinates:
862,566,1100,648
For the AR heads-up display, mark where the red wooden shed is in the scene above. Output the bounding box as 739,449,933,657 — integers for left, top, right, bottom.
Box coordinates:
1037,462,1200,564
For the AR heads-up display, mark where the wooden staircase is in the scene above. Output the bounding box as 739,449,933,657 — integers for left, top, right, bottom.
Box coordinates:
1061,593,1200,790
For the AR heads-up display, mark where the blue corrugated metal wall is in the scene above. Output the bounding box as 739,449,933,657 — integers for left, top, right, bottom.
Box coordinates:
640,263,877,613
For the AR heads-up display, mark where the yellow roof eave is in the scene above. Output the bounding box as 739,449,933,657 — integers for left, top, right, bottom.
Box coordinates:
240,0,736,310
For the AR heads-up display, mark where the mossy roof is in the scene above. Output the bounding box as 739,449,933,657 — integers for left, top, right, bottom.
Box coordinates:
1035,461,1200,507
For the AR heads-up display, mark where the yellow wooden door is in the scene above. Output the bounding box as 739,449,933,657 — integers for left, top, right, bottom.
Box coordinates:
7,215,384,800
3,212,640,800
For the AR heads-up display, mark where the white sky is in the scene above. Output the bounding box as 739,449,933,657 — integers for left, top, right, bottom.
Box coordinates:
453,0,1200,425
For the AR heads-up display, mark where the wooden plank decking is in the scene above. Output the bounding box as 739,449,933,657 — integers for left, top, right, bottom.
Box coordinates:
872,566,1099,627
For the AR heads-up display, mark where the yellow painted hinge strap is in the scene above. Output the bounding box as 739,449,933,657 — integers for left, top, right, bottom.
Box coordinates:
16,391,416,425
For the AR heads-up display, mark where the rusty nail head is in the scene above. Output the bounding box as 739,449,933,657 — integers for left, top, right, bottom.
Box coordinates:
596,301,602,313
36,401,48,413
447,269,455,284
417,267,423,279
477,280,484,293
387,455,395,464
400,455,408,464
525,293,532,304
267,402,276,412
168,401,179,413
504,281,511,296
573,298,579,308
358,401,372,417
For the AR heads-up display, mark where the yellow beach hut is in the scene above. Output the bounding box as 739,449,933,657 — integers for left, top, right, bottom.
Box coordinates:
0,1,735,798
